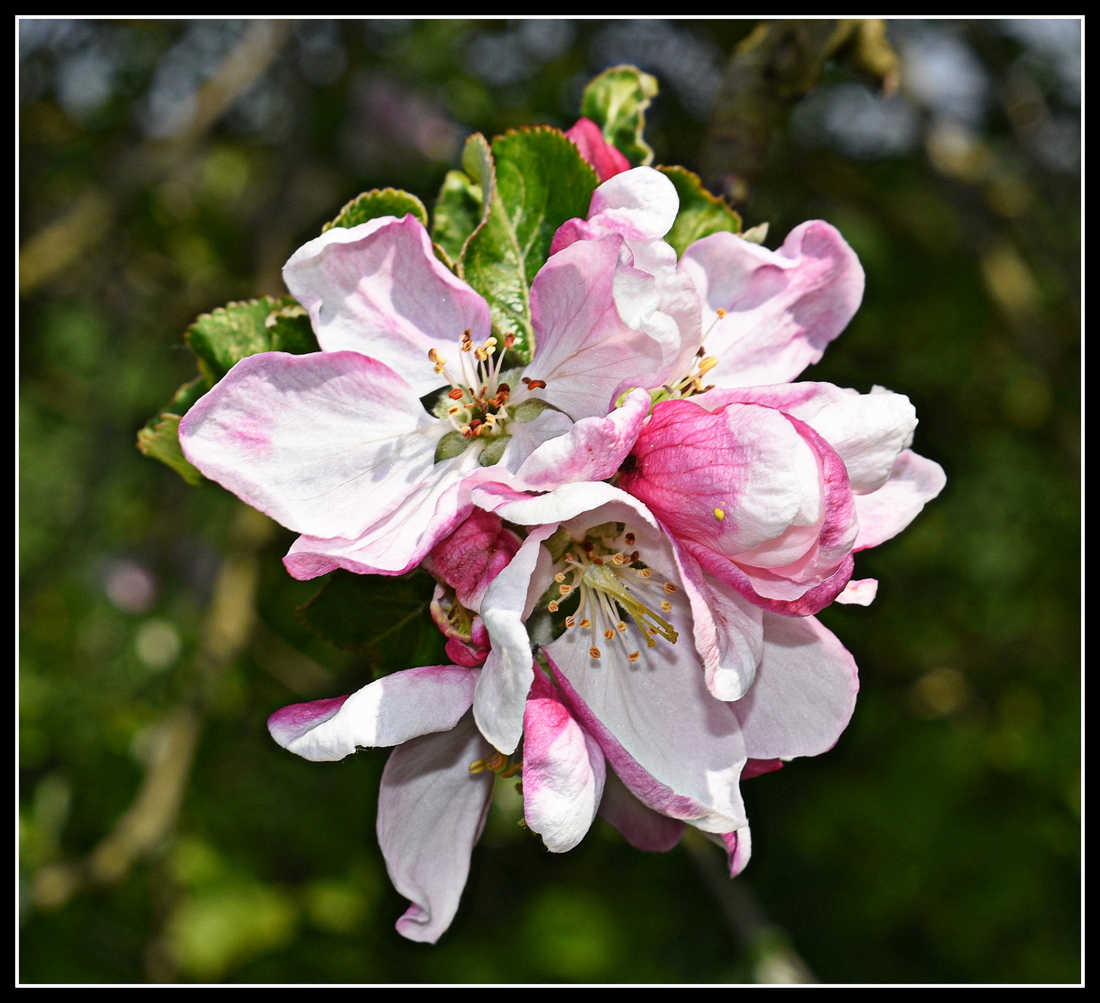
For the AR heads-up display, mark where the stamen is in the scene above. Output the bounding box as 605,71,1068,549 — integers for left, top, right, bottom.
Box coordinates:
590,647,601,659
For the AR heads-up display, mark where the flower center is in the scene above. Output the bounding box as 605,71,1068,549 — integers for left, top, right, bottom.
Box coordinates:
429,330,516,442
429,331,555,466
544,524,679,663
650,307,727,403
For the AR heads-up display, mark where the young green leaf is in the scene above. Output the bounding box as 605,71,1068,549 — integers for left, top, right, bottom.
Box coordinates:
658,165,742,257
136,377,207,485
323,188,429,232
185,296,319,387
461,127,597,362
580,65,659,167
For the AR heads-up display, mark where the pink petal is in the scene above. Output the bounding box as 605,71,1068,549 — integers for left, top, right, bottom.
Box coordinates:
545,639,748,835
522,671,606,853
598,769,685,853
377,718,495,943
424,509,521,611
283,214,492,397
565,117,631,182
475,525,558,754
732,613,859,761
513,388,651,491
267,665,479,762
528,235,666,419
180,351,441,542
721,826,752,877
854,449,947,550
695,383,919,494
282,464,475,580
680,221,864,386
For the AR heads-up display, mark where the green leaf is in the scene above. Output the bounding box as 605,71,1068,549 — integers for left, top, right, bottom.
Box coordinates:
461,127,597,362
511,397,565,423
658,166,742,257
580,65,659,167
432,169,484,264
323,187,429,231
185,296,319,387
297,570,444,671
136,377,207,485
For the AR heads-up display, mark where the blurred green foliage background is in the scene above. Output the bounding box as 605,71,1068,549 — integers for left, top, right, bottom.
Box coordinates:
19,18,1080,984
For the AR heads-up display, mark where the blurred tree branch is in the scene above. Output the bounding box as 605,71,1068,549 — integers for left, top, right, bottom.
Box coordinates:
700,18,900,199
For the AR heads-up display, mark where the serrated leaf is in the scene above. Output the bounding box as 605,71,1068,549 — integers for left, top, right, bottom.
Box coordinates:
658,166,742,257
461,127,597,363
580,65,659,167
323,187,429,232
297,570,443,671
136,377,207,485
186,296,319,387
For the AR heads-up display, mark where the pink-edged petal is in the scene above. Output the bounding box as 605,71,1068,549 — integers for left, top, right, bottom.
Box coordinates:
732,613,858,761
721,826,752,877
599,769,685,853
475,525,558,754
586,166,679,243
854,449,947,550
522,671,606,853
546,642,748,835
283,214,491,397
835,578,878,605
694,383,918,494
424,509,521,611
282,462,476,579
742,758,784,779
565,117,631,182
528,235,666,419
676,547,765,702
267,665,479,762
680,220,864,386
513,388,651,491
180,351,440,541
687,545,855,617
377,717,495,943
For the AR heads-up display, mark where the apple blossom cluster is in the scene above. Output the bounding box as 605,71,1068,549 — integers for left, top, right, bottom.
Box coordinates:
169,107,944,944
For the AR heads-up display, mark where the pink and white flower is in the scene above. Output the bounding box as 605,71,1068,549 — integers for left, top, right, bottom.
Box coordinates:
618,384,945,617
179,213,663,581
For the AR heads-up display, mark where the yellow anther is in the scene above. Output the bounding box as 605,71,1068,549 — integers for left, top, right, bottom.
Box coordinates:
558,584,572,595
565,615,576,628
603,628,615,640
589,646,601,659
628,651,641,662
716,307,727,318
663,582,677,594
661,601,672,612
468,759,488,774
548,600,560,613
639,568,652,579
617,621,627,632
714,507,725,521
554,572,566,583
698,356,719,376
579,618,592,629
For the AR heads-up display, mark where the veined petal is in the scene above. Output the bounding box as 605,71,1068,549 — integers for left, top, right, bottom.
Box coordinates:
378,717,495,943
283,214,492,397
475,526,557,754
599,769,685,853
180,351,440,541
732,613,858,761
513,388,651,491
282,457,477,580
267,665,479,762
694,383,919,494
528,235,666,419
522,671,605,853
854,449,947,551
545,640,747,835
681,221,864,386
